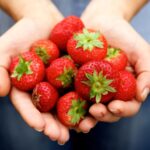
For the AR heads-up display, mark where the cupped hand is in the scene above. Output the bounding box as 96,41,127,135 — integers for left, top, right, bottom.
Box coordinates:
80,0,150,123
0,7,72,144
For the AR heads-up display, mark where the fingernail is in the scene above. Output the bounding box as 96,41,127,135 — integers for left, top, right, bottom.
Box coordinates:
142,88,149,102
35,128,43,132
58,141,65,146
50,137,57,141
98,112,105,118
109,108,121,114
82,129,90,134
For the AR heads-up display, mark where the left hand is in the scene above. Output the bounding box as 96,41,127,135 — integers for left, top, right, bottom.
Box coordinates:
80,0,150,124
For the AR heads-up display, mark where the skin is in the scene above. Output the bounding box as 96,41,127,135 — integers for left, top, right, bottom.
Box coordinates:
0,0,149,145
81,0,150,124
0,0,70,145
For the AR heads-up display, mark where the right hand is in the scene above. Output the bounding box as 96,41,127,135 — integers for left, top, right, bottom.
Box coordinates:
0,8,72,144
0,8,98,145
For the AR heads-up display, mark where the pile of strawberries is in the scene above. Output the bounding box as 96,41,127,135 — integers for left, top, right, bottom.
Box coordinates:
9,16,136,128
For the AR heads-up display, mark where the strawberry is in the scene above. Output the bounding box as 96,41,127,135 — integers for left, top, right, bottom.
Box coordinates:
32,82,59,112
105,47,128,71
10,51,45,91
50,16,84,51
57,91,87,127
114,70,136,101
75,60,119,103
67,28,108,65
46,57,77,88
30,39,60,66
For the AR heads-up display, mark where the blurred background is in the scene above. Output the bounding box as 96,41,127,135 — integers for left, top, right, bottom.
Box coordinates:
0,0,150,150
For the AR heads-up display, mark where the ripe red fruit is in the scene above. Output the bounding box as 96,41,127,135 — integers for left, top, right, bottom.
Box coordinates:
10,51,45,91
46,57,77,88
32,82,59,112
75,60,119,103
50,16,84,51
67,28,108,65
30,39,60,66
114,70,136,101
57,91,87,127
105,47,128,71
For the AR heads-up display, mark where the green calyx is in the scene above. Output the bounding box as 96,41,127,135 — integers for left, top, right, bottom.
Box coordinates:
57,67,75,88
68,99,86,125
74,28,103,51
35,47,50,65
82,70,116,103
62,55,72,61
11,56,33,81
106,47,120,59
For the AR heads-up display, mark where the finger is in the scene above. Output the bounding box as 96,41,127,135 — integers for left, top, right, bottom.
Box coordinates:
78,116,97,133
0,67,11,96
89,103,120,122
56,119,70,145
42,113,60,141
0,18,48,53
125,65,135,74
10,87,45,132
108,99,141,117
136,72,150,102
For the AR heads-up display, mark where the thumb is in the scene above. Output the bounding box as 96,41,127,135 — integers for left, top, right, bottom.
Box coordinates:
0,18,41,97
0,66,10,96
0,45,11,97
136,72,150,102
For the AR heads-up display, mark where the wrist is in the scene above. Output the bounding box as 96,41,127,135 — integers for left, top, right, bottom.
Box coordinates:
0,0,63,33
23,1,63,31
91,0,148,21
0,0,63,22
121,0,148,21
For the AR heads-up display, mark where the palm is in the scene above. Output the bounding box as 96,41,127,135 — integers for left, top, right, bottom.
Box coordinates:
103,19,150,97
0,17,71,143
83,16,150,99
81,10,150,121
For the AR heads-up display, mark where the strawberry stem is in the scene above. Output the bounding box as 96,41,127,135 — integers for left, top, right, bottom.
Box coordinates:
57,67,75,88
11,56,33,80
82,70,116,103
68,99,86,124
74,28,103,51
106,47,120,59
36,47,50,64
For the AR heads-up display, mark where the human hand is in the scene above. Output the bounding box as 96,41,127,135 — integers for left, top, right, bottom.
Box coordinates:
80,0,150,123
0,0,73,144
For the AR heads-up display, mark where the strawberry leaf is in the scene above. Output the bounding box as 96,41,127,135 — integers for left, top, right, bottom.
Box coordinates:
68,99,86,125
35,47,50,65
106,47,120,59
57,67,75,88
74,28,104,51
11,56,33,81
82,70,116,103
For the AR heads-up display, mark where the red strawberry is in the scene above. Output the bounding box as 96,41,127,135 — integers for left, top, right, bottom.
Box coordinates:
30,39,60,66
10,51,45,91
75,60,119,103
32,82,59,112
57,91,87,127
67,28,108,65
50,16,84,51
114,70,136,101
46,57,77,88
105,47,128,71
